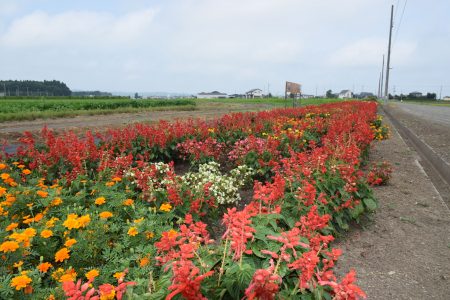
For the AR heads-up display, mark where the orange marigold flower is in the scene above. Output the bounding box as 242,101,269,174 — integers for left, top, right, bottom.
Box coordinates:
41,229,53,239
99,284,116,300
133,217,144,224
51,197,63,206
112,177,122,182
6,222,19,231
10,274,32,290
0,186,6,196
22,169,32,175
167,229,178,239
0,163,6,170
36,190,48,198
145,231,154,239
99,211,113,219
159,203,172,212
1,173,10,180
38,262,53,273
46,217,59,228
95,197,106,205
59,269,77,282
105,181,115,187
139,256,150,267
85,269,99,280
17,164,25,169
123,198,134,206
23,228,36,238
55,247,70,262
64,238,77,247
127,227,138,237
34,213,44,222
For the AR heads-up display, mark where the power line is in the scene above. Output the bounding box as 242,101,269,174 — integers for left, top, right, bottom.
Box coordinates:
393,0,407,47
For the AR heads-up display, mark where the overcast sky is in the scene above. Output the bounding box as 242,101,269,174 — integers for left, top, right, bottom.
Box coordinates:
0,0,449,96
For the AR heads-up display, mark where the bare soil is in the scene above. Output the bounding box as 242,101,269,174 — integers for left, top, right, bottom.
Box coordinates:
0,102,274,143
334,109,450,299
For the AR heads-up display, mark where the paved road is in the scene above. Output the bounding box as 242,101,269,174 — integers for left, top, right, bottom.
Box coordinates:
395,102,450,127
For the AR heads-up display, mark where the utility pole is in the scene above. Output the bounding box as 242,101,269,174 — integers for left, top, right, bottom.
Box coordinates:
378,72,382,98
439,85,443,100
384,4,394,104
381,55,385,98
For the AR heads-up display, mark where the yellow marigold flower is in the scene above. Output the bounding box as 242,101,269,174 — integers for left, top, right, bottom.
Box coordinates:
63,214,80,230
112,177,122,182
159,203,172,212
51,197,63,206
22,169,32,175
23,228,36,238
0,163,6,170
64,238,77,247
145,231,154,239
134,217,144,224
127,227,138,237
95,197,106,205
41,229,53,239
6,222,19,231
99,211,113,219
78,215,91,227
46,217,59,228
55,247,70,262
85,269,99,280
13,260,23,268
123,198,134,206
37,190,49,198
1,173,10,180
139,256,150,267
38,262,53,273
10,274,32,290
105,181,115,187
113,272,124,280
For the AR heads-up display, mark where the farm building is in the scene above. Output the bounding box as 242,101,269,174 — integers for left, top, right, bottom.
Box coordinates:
245,89,264,98
338,90,353,99
443,96,450,101
197,91,228,99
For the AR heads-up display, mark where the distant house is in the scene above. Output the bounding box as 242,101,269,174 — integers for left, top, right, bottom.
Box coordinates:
301,94,315,99
338,90,353,99
357,92,375,99
245,89,264,99
228,94,245,99
409,91,422,98
197,91,228,99
443,96,450,101
0,92,5,97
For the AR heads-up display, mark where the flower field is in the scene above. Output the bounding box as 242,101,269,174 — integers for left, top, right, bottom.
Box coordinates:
0,101,389,299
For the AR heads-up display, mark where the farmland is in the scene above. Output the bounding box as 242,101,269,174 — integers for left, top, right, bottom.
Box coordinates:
0,101,390,299
0,98,196,122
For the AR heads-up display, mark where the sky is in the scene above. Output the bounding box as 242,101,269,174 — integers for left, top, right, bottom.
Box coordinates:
0,0,449,96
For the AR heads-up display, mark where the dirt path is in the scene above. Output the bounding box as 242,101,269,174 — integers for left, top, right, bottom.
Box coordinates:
0,102,274,142
334,109,450,299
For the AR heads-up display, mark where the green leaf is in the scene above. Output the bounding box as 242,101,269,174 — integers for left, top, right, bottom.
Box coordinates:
363,197,377,211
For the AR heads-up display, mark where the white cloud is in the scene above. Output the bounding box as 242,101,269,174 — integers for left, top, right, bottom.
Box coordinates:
0,9,156,47
329,38,417,67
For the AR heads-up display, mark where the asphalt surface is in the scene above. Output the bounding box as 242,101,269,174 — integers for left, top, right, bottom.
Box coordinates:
395,102,450,127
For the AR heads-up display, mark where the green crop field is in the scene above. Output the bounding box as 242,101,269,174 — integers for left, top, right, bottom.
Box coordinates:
0,98,196,122
196,97,347,106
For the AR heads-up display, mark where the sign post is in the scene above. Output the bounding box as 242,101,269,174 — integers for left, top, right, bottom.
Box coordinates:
285,81,302,107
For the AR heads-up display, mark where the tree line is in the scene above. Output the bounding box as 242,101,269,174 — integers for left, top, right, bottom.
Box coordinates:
0,80,71,97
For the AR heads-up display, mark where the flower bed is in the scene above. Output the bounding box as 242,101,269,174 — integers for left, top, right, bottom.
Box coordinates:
0,101,389,299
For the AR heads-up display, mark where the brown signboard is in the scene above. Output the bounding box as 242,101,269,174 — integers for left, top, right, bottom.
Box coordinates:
285,81,301,95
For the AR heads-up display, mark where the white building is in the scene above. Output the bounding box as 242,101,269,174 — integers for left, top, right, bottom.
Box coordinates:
197,91,228,99
245,88,264,98
443,96,450,101
0,92,5,97
338,90,353,99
